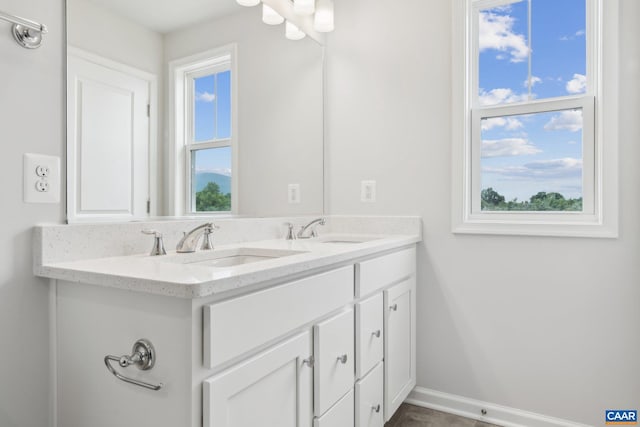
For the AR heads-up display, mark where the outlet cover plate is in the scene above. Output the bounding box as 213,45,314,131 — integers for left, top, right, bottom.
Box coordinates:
24,153,60,204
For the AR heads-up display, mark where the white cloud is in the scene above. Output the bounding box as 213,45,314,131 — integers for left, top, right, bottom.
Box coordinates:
559,29,585,41
483,158,583,179
481,138,541,158
479,88,530,106
481,117,523,131
195,167,232,176
544,110,583,132
196,92,216,102
479,11,529,63
523,76,542,88
565,73,586,94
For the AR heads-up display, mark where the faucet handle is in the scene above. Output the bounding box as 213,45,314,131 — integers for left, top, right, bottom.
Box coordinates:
284,222,297,240
200,224,220,251
141,229,167,256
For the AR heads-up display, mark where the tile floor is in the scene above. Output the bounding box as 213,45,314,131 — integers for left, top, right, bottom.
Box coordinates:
385,404,502,427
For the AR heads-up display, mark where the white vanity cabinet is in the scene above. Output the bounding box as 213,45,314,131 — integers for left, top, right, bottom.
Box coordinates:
53,245,416,427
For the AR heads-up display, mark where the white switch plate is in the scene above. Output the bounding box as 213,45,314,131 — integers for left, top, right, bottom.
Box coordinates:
288,184,301,204
361,180,376,202
24,153,60,204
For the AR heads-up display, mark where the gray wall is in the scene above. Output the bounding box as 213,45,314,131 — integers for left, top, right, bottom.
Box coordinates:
0,0,64,426
325,0,640,425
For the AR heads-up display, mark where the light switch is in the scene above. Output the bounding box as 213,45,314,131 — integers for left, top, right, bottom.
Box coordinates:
24,153,60,204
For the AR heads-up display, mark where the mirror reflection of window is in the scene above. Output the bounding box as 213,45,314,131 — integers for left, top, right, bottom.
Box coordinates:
187,65,233,212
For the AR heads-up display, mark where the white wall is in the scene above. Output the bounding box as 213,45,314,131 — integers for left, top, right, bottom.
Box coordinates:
0,0,64,426
326,0,640,425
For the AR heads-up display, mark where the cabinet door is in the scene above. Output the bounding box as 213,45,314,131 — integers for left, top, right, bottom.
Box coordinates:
314,309,355,416
383,277,416,421
203,331,313,427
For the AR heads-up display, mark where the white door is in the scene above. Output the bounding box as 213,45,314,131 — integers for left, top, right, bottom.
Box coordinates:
203,331,314,427
67,51,152,221
383,277,416,421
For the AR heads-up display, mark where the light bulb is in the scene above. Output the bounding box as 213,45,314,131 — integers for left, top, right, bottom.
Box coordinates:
293,0,315,16
262,4,284,25
314,0,334,32
236,0,260,7
285,21,306,40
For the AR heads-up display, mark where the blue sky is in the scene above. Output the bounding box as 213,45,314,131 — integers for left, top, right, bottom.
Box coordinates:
193,70,232,177
478,0,586,202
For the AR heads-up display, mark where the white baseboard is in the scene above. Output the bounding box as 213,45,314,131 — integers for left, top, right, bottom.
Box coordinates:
405,387,593,427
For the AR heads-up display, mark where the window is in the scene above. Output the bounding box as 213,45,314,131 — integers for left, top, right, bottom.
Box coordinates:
452,0,619,237
170,45,237,215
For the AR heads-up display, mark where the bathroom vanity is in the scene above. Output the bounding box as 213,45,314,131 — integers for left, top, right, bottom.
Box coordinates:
34,217,420,427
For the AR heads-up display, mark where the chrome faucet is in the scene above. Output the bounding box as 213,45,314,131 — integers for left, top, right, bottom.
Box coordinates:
176,223,219,253
297,217,326,239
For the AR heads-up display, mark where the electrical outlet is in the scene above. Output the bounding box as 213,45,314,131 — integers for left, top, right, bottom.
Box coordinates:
35,165,50,177
24,153,60,204
35,180,49,192
288,184,301,204
361,180,376,202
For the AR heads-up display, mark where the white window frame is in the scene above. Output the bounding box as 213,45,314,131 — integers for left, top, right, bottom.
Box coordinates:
452,0,619,237
168,44,238,216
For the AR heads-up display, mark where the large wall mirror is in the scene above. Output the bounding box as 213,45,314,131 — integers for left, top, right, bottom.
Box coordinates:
66,0,324,222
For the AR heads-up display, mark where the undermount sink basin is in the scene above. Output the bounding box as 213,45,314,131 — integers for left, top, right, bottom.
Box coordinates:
161,248,307,268
316,235,382,244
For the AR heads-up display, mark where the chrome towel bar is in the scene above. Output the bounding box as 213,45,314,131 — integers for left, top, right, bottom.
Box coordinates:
0,10,47,49
104,339,163,391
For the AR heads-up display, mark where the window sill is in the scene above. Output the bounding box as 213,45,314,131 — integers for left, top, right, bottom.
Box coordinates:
452,218,618,239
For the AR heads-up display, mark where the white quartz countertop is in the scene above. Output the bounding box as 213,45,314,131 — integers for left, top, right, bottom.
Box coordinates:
35,233,420,299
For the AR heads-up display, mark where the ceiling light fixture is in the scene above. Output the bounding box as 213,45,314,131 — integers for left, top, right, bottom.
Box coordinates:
285,20,306,40
313,0,334,32
236,0,260,7
293,0,315,16
262,4,284,25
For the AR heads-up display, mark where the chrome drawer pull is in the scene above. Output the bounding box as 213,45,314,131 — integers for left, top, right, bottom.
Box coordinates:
337,354,348,364
372,404,381,413
104,339,163,391
372,330,381,338
390,303,398,311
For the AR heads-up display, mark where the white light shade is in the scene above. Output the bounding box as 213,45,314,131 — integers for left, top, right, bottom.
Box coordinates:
314,0,334,32
285,21,306,40
236,0,260,6
293,0,315,16
262,4,284,25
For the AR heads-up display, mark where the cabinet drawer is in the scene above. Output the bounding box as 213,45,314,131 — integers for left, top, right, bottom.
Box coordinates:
355,293,383,379
314,309,355,416
355,362,384,427
356,247,415,297
313,389,354,427
204,266,353,369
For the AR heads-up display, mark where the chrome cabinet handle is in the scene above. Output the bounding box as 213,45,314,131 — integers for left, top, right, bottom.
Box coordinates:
104,339,163,391
337,354,348,364
372,404,381,413
390,303,398,311
302,356,314,367
372,330,381,338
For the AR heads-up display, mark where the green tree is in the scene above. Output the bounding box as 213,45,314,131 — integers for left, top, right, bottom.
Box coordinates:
481,187,505,210
196,182,231,211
